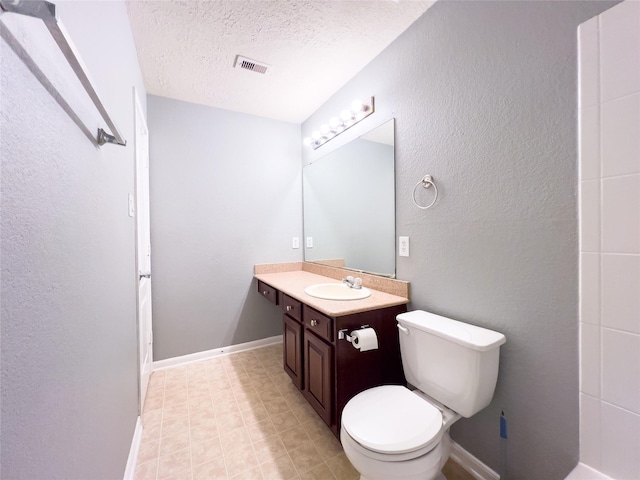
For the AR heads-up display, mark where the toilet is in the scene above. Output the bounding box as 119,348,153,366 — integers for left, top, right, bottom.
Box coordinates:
340,310,506,480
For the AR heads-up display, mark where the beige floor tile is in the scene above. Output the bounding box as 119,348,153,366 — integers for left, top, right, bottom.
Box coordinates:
191,437,224,467
189,405,216,426
270,411,300,433
246,418,278,443
220,426,252,455
164,388,189,407
192,456,228,480
214,400,242,418
251,374,275,389
217,411,245,433
211,376,232,391
212,387,236,403
301,415,331,441
313,430,343,461
160,468,192,480
442,458,476,480
299,463,337,480
290,404,318,425
159,431,190,457
326,454,358,480
143,394,164,411
231,465,265,479
289,443,324,474
141,413,162,440
134,459,157,480
252,435,288,464
189,393,213,411
137,438,159,465
263,398,291,417
136,346,479,480
279,426,313,453
233,385,260,403
241,403,270,425
163,403,189,421
161,415,190,438
259,386,283,403
157,447,191,480
224,447,260,477
191,419,220,444
260,453,299,480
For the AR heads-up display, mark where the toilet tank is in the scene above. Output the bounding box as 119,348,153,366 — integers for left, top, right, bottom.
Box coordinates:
396,310,506,418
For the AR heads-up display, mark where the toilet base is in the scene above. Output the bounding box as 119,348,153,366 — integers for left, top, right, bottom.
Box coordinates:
342,428,452,480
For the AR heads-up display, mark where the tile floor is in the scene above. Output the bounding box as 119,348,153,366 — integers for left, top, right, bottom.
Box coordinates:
134,343,474,480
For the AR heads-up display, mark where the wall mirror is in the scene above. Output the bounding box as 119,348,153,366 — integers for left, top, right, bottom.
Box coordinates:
303,119,395,277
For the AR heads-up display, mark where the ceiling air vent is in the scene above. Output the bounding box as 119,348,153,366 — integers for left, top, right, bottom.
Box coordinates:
234,55,271,75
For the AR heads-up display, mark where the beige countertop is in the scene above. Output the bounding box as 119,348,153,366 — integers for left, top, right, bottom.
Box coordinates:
254,270,409,317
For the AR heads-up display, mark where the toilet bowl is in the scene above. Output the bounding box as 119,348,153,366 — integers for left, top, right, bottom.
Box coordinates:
340,385,454,480
340,310,506,480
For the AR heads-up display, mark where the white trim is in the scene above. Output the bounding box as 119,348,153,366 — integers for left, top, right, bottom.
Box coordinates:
450,440,500,480
565,463,614,480
152,335,283,371
123,417,143,480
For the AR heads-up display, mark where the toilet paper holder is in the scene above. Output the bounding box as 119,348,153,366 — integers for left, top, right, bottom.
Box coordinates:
338,325,370,343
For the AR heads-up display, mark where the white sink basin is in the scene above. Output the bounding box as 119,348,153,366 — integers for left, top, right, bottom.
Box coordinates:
304,283,372,301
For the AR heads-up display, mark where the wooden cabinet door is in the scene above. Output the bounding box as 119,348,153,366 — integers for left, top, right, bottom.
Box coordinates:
283,315,303,390
303,331,333,426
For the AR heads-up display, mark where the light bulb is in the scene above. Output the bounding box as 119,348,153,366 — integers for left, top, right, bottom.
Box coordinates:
303,137,312,147
341,109,353,122
329,117,341,131
351,99,364,113
312,131,321,140
320,124,330,136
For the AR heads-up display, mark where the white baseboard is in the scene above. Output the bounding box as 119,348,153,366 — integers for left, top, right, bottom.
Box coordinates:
123,417,143,480
152,335,283,371
565,463,614,480
450,440,500,480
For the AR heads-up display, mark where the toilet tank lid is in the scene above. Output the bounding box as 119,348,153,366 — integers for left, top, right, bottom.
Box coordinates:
397,310,506,351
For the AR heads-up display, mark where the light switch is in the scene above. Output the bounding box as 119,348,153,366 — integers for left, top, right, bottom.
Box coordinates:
399,236,409,257
306,237,313,248
292,237,300,249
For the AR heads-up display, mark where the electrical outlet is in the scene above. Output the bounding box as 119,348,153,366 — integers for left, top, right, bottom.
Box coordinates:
292,237,300,249
399,236,409,257
306,236,313,248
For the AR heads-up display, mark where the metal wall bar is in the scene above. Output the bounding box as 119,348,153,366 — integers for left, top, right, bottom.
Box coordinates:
0,0,127,146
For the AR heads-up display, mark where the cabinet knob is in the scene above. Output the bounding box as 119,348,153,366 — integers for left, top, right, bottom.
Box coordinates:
286,305,292,312
310,319,318,327
263,290,269,295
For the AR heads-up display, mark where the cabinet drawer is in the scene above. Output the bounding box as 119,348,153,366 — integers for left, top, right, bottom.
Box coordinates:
257,280,278,305
303,305,334,343
281,294,302,322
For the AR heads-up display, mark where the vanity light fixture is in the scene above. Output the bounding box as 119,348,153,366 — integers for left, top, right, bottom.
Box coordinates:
303,97,375,149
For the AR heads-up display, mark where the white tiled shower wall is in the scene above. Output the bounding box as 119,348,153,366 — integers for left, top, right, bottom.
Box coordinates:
578,1,640,479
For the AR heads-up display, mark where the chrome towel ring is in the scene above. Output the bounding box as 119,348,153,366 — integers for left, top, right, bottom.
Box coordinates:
412,175,438,209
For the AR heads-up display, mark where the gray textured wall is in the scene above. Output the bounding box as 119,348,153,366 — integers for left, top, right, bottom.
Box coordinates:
147,95,302,361
302,1,617,478
1,1,146,478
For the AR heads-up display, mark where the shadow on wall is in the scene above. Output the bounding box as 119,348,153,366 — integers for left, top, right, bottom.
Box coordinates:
231,280,283,346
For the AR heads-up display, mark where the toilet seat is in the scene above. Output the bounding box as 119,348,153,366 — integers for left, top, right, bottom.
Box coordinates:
342,385,443,459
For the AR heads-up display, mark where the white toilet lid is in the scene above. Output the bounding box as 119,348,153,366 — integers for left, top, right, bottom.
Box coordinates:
342,385,443,455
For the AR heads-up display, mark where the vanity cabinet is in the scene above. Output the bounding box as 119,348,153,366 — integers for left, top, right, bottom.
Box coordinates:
257,280,278,305
258,279,407,436
303,330,333,425
282,294,303,390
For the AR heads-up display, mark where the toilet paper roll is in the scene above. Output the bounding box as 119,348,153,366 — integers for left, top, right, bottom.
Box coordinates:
351,328,378,352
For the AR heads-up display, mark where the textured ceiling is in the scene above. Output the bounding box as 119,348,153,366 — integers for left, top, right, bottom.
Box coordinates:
126,0,434,123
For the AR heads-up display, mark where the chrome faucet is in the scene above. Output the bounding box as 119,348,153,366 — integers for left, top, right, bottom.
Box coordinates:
342,276,363,289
